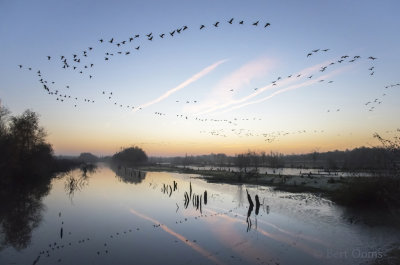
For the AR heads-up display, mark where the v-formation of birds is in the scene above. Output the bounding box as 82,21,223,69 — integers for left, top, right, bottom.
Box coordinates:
17,17,392,143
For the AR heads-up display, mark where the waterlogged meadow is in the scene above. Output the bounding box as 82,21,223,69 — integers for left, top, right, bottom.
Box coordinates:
1,163,399,265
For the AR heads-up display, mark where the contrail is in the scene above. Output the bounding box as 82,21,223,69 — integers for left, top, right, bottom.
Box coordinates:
195,60,332,115
198,59,350,115
219,67,347,114
133,59,227,112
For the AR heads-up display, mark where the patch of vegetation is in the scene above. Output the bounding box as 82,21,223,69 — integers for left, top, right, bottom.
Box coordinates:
0,105,80,186
329,177,400,213
112,146,148,167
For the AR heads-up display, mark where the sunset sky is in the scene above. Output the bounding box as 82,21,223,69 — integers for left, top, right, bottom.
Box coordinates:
1,0,399,156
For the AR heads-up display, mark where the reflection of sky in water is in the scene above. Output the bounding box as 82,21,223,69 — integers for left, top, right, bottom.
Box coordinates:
1,163,399,265
178,165,374,177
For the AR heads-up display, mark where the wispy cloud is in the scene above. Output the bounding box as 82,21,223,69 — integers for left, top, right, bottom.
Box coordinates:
218,66,348,114
133,59,227,112
195,59,333,115
184,56,276,114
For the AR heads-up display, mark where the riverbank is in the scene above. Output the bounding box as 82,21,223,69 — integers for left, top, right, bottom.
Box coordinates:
140,165,347,192
140,164,400,212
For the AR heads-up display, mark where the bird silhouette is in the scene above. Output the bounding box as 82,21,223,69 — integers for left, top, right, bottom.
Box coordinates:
200,25,205,30
159,34,165,38
239,20,244,24
252,21,259,26
109,38,114,43
264,22,271,27
99,39,103,43
368,56,377,60
146,32,152,37
214,22,219,27
228,18,234,24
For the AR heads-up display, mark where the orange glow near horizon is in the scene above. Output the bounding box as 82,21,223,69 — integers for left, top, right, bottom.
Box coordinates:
51,129,382,156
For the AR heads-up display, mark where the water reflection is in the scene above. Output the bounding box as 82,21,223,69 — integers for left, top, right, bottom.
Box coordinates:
1,166,398,265
0,180,50,250
111,164,147,184
63,164,97,201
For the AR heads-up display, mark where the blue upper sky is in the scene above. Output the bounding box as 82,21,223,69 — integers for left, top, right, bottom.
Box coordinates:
1,0,399,156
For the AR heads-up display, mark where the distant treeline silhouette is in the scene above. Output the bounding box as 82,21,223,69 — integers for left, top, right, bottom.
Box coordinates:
150,146,400,171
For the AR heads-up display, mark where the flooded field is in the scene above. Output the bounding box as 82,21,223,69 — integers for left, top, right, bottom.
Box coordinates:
1,163,399,265
176,165,375,177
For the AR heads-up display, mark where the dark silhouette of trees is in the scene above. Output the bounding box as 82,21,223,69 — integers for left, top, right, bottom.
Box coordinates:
0,106,55,181
0,102,83,184
78,152,99,163
112,146,148,167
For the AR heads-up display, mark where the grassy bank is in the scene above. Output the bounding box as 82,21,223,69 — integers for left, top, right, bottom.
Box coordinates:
140,165,400,212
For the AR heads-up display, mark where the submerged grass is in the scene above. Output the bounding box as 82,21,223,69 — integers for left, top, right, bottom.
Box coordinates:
141,165,400,216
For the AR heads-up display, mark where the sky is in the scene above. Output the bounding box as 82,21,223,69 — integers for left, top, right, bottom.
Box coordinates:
0,0,399,156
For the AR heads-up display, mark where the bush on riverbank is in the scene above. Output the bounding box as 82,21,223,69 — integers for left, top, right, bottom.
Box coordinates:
112,146,148,167
330,177,400,213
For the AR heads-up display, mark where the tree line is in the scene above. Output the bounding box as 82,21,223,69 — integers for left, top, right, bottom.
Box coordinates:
150,146,400,172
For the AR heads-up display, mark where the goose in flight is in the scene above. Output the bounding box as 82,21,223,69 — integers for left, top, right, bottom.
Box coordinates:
228,18,234,24
159,33,165,38
200,25,205,29
252,21,259,26
109,38,114,43
264,22,270,27
368,56,377,60
146,32,152,37
239,20,244,24
214,21,219,27
47,56,51,60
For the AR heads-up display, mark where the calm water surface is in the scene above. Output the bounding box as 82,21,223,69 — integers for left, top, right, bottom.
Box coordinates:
1,164,398,265
177,165,374,177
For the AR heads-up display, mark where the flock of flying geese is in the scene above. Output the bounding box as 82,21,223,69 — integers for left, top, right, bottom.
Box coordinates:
17,17,396,143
